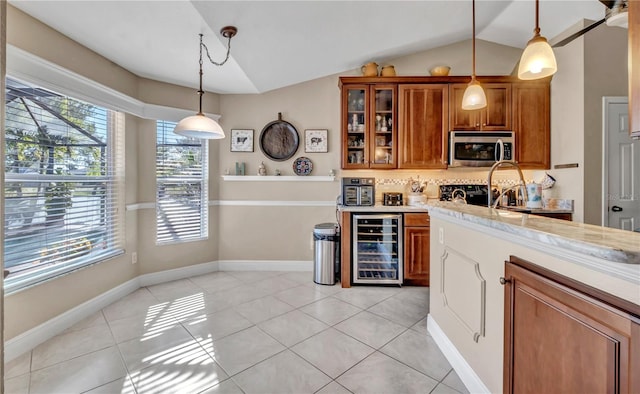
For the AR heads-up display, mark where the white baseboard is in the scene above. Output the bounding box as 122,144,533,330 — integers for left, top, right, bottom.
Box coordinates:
5,278,140,362
427,314,490,394
218,260,313,272
138,261,219,287
5,259,312,363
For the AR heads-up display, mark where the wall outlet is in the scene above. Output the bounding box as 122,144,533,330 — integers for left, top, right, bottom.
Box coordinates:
131,252,138,264
439,227,444,244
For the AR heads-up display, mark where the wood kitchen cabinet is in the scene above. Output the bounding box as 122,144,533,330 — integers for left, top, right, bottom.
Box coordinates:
630,0,640,138
403,213,430,286
340,210,352,288
340,76,550,169
449,83,512,131
512,81,551,169
341,84,396,169
504,256,640,393
398,84,449,169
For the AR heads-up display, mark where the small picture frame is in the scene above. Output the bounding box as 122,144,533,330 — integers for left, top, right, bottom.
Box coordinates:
376,136,386,146
230,129,254,152
304,129,328,153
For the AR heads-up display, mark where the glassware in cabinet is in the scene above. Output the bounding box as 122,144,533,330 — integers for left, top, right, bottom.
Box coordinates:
372,86,396,166
344,86,368,167
341,83,397,169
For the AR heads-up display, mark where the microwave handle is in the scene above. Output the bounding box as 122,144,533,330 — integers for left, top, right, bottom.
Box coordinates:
495,139,504,162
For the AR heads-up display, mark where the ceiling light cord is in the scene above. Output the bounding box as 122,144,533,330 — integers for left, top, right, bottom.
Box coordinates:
461,0,487,110
471,0,477,80
196,32,233,116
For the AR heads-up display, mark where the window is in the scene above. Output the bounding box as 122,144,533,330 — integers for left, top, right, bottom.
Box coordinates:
156,121,208,244
4,77,124,293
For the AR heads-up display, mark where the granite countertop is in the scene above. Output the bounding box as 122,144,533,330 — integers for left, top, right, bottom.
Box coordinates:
425,201,640,266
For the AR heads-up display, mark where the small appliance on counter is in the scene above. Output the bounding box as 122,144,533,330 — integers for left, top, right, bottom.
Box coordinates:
341,177,375,206
383,192,403,206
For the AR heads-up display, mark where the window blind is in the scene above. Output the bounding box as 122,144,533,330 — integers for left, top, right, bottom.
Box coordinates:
156,121,208,244
4,77,125,293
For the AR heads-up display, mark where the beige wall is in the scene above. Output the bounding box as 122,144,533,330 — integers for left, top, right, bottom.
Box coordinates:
549,21,628,225
550,30,586,223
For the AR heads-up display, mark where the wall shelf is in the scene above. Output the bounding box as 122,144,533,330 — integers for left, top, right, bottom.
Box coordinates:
221,175,336,182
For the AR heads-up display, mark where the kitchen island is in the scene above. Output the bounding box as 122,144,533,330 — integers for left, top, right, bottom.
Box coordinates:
426,201,640,393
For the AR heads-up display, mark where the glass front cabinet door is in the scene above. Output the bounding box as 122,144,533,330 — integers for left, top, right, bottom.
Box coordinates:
342,84,396,169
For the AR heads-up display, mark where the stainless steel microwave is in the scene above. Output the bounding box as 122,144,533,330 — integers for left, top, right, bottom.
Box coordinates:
449,131,514,167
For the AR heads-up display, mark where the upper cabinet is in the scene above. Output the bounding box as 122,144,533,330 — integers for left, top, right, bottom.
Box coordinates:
512,81,551,169
339,76,550,170
341,84,397,169
398,84,448,169
449,83,512,131
630,0,640,138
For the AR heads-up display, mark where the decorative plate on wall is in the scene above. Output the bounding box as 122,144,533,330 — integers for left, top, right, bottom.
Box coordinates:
259,112,299,161
293,156,313,176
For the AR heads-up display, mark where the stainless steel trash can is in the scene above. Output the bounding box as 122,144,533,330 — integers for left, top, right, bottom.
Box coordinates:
313,223,339,285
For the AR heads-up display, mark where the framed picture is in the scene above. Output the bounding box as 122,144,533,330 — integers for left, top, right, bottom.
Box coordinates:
230,129,254,152
376,136,386,146
304,129,328,153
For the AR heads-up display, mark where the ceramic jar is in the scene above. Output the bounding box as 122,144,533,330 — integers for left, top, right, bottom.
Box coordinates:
361,62,379,77
380,65,396,76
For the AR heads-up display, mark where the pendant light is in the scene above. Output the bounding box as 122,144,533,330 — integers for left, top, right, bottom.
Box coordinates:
174,27,237,139
462,0,487,110
518,0,557,80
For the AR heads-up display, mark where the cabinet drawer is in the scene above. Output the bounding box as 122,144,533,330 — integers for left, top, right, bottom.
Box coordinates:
404,213,430,227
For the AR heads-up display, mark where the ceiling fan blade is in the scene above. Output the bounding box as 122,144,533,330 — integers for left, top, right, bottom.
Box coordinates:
552,18,606,48
599,0,616,9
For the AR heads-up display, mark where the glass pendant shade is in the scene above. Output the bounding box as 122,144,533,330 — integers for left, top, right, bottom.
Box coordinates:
173,114,225,139
518,36,557,80
461,80,487,110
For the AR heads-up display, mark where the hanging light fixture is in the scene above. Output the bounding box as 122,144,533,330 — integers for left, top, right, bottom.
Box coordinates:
174,27,237,139
462,0,487,110
518,0,557,80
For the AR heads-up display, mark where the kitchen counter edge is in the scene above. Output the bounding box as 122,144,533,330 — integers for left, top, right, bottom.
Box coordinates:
425,201,640,283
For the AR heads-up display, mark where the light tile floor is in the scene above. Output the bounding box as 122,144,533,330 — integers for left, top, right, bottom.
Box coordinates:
5,271,470,394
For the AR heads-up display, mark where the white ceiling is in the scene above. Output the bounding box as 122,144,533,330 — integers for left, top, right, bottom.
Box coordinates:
9,0,608,94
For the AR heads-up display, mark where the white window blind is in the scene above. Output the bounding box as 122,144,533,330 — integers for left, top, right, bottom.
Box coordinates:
156,121,208,244
4,77,125,293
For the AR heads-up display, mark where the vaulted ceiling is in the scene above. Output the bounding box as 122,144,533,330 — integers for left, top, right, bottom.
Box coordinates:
9,1,609,94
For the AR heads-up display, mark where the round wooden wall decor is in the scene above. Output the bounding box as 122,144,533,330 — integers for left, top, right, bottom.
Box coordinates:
259,113,299,161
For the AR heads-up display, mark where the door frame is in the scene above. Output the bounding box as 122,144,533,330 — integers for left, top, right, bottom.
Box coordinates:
601,96,629,227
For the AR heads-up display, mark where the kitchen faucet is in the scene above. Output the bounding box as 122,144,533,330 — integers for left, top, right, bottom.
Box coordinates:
487,160,528,208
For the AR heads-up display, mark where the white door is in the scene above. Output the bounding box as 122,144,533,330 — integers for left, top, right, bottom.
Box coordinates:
603,97,640,231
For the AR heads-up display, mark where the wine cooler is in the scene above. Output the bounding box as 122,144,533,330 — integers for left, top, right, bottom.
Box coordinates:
352,214,403,285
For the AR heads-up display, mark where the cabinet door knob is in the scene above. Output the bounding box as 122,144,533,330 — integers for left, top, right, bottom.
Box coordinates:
499,277,511,285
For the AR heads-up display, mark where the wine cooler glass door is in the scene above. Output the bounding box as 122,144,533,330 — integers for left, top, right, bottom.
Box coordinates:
352,214,403,285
